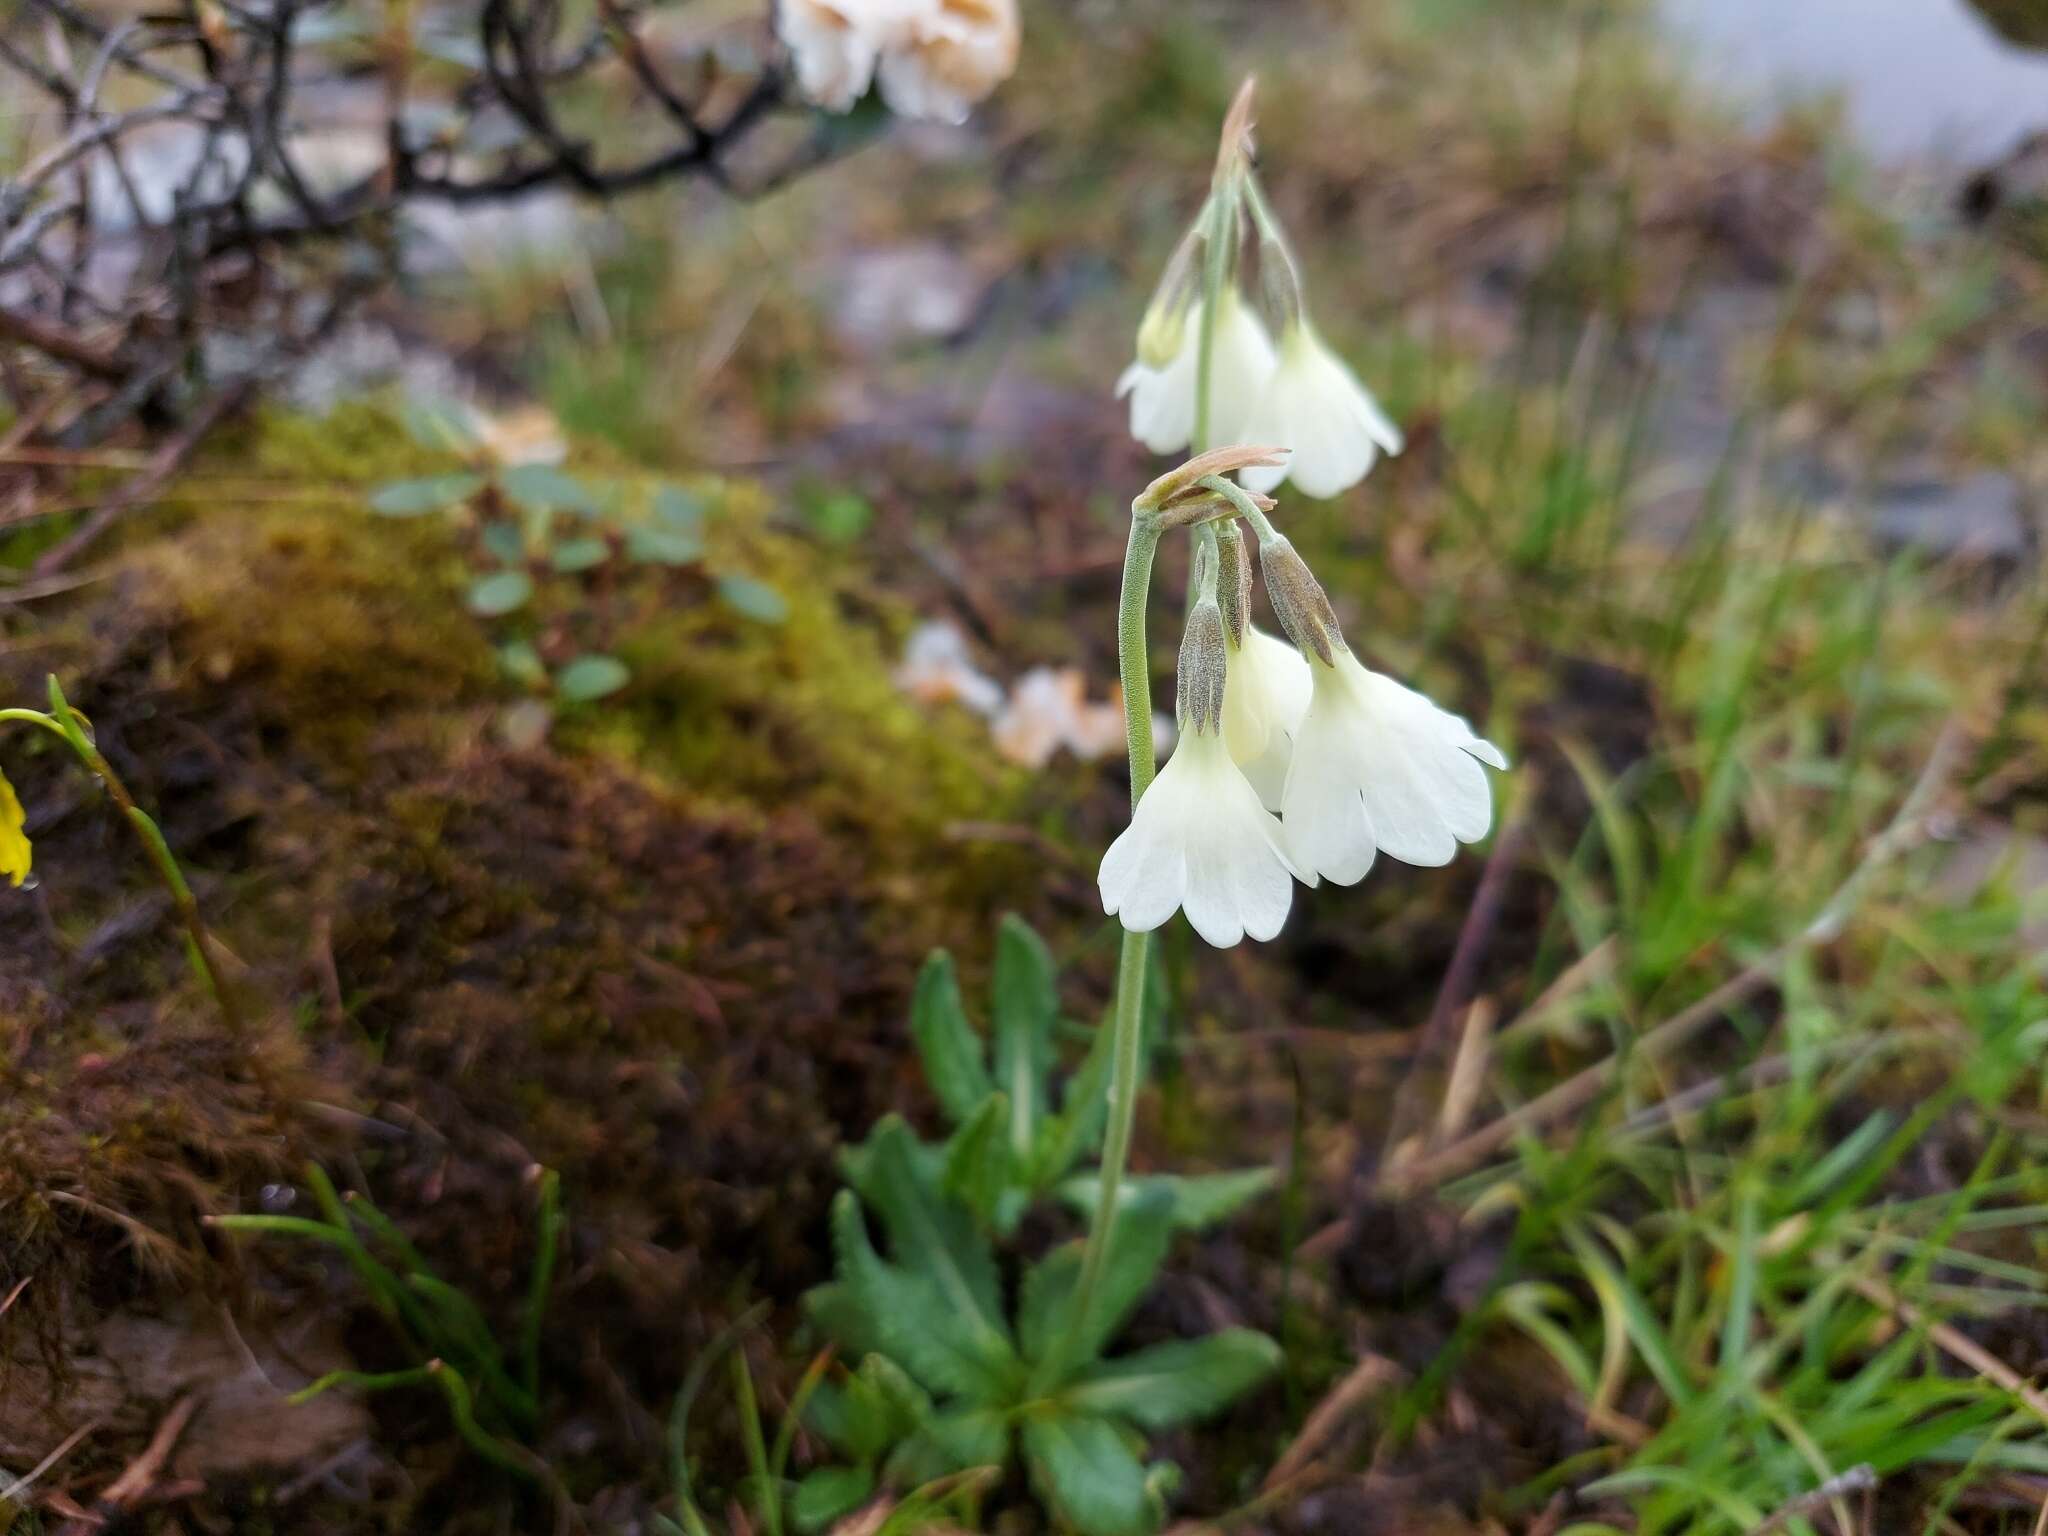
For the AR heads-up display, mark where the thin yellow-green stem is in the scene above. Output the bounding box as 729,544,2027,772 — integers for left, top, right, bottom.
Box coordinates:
14,686,243,1033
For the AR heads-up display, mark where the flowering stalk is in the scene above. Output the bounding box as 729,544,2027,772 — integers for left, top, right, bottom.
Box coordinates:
0,679,241,1033
1042,509,1159,1390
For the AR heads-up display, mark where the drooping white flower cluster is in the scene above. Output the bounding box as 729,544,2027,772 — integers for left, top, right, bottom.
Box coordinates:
1115,82,1404,499
776,0,1020,124
1098,464,1506,949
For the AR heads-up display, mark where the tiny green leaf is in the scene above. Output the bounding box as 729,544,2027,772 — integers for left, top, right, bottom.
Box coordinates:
718,573,789,623
500,464,597,515
466,569,534,616
368,473,484,516
551,536,611,573
804,490,873,545
400,397,480,454
498,640,547,688
626,526,704,566
655,484,708,532
480,521,526,565
554,654,630,702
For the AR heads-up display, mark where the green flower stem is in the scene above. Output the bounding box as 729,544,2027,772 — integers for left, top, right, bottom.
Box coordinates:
1196,473,1281,541
1049,513,1160,1388
3,688,242,1033
1193,189,1233,457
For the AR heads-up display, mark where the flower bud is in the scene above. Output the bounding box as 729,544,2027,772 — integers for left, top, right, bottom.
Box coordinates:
1178,545,1230,736
1135,224,1202,369
1258,532,1345,665
1177,598,1228,734
1216,520,1252,648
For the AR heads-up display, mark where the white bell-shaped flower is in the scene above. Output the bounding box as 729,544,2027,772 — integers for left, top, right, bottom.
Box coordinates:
1115,289,1277,456
1238,321,1404,500
1221,625,1311,812
1281,649,1506,884
1099,726,1308,948
877,0,1020,124
777,0,890,112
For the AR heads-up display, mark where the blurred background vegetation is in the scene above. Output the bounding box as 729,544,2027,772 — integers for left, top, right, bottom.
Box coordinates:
6,0,2048,1532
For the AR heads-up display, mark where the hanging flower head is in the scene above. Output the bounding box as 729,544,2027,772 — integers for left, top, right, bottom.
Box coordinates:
1098,539,1308,948
1097,446,1505,950
1258,531,1507,883
1114,80,1403,499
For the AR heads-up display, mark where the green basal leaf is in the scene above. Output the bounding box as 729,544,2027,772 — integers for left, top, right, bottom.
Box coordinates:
367,472,484,516
1060,1330,1281,1430
1057,1169,1277,1233
551,536,611,573
554,654,630,702
466,569,534,616
855,1122,1013,1365
790,1465,874,1533
885,1406,1009,1487
941,1096,1015,1228
822,1192,1015,1403
856,1352,934,1444
840,1115,945,1208
626,525,704,567
804,1283,887,1369
991,915,1058,1157
1022,1413,1155,1536
1029,1009,1117,1190
911,950,992,1125
718,573,790,624
500,463,597,515
1018,1189,1173,1371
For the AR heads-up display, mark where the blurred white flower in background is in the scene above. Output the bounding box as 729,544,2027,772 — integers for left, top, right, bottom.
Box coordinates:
1115,291,1276,455
778,0,1019,122
894,621,1168,768
1281,650,1507,885
895,618,1005,717
1220,624,1310,811
878,0,1021,124
992,666,1125,769
1238,323,1404,499
1098,727,1307,948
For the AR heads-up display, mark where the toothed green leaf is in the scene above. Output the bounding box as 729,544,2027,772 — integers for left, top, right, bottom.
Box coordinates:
791,1465,873,1532
1061,1330,1281,1429
1022,1413,1156,1536
942,1095,1015,1228
992,915,1058,1157
911,950,992,1124
1019,1189,1174,1371
1057,1169,1276,1233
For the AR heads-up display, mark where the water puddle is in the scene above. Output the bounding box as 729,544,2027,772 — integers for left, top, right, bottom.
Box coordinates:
1660,0,2048,165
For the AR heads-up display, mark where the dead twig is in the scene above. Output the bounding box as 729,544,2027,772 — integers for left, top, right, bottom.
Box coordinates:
1261,1352,1403,1492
